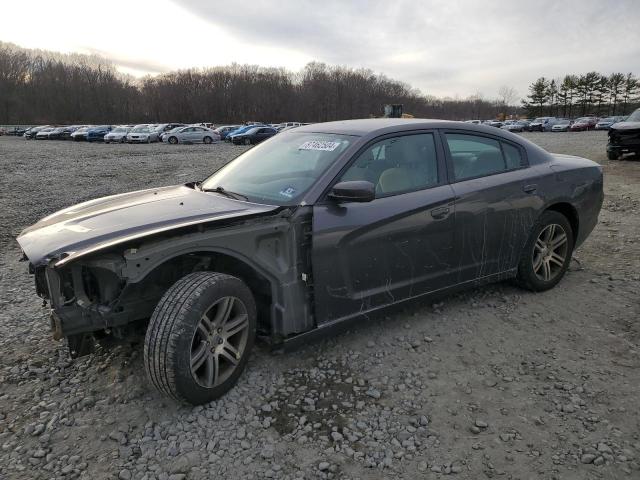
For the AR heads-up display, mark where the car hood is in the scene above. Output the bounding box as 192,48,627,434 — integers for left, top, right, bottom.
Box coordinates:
610,121,640,131
17,184,279,267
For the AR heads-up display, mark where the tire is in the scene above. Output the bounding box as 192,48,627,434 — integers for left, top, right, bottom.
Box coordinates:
515,210,574,292
120,137,126,143
244,138,251,145
146,137,151,144
203,136,213,144
168,136,178,145
144,272,256,404
607,151,621,160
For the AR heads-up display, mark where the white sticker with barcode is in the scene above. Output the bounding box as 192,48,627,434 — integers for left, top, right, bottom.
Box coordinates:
298,141,341,151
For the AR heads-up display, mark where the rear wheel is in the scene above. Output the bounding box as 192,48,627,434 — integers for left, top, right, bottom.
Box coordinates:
144,272,256,404
515,211,574,291
607,150,621,160
203,136,213,144
244,138,251,145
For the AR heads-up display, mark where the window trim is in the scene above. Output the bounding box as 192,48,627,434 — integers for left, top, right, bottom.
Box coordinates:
319,129,447,202
439,129,529,184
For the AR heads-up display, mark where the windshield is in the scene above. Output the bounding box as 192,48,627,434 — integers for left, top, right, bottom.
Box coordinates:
626,109,640,122
575,117,590,123
112,127,127,133
201,132,354,205
132,126,149,133
532,118,547,123
557,120,570,125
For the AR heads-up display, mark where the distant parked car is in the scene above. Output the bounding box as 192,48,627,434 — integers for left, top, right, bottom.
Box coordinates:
162,126,220,144
154,123,185,140
226,124,267,141
48,125,82,140
23,125,49,139
87,125,113,142
529,117,559,132
595,116,625,130
551,119,573,132
35,127,58,140
3,126,29,136
104,126,133,143
231,126,277,145
46,126,66,140
607,108,640,160
464,120,482,125
486,120,504,128
501,121,527,133
214,125,241,140
127,125,155,143
70,126,92,141
569,117,599,132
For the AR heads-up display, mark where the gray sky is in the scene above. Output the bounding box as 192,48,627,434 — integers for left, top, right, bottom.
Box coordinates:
2,0,639,99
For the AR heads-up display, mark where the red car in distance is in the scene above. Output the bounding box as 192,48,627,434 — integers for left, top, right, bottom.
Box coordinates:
569,117,599,131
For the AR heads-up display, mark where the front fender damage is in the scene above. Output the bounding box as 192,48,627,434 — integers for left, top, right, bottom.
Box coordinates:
25,208,316,348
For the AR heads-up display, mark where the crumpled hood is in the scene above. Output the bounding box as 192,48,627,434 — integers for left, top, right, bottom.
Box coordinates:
17,184,278,267
610,121,640,131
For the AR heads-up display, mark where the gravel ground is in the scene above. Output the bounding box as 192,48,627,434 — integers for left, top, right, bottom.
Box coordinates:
0,132,639,480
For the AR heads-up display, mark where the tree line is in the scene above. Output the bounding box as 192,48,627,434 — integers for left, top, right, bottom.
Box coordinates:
2,42,638,125
524,72,640,118
0,42,525,124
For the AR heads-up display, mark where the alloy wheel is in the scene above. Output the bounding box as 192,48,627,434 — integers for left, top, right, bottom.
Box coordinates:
190,296,250,388
532,223,568,282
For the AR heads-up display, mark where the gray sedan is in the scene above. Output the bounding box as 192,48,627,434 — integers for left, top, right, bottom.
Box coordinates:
162,126,221,144
17,119,603,404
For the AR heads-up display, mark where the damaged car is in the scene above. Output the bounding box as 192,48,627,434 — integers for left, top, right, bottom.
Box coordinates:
607,108,640,160
17,119,603,404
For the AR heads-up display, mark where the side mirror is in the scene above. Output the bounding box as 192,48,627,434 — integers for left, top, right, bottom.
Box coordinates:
328,181,375,203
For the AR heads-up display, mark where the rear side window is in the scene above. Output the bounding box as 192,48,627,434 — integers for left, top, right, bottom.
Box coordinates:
445,133,523,181
502,142,523,169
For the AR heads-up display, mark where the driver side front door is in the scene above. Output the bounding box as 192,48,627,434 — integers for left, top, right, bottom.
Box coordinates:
311,131,456,325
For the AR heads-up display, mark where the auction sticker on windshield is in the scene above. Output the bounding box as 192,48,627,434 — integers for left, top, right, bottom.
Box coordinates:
298,141,341,151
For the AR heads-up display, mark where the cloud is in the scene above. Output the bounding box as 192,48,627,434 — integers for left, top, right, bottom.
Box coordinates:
172,0,640,97
2,0,639,98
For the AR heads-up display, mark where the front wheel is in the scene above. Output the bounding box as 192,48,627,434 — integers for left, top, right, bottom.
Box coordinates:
244,138,251,145
168,136,178,144
607,150,621,160
515,211,574,291
144,272,256,404
203,136,213,144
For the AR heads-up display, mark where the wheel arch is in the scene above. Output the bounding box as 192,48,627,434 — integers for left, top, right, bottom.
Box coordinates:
128,248,277,334
543,202,579,244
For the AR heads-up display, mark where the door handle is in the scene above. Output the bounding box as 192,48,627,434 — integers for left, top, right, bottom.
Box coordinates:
430,206,450,219
523,184,537,194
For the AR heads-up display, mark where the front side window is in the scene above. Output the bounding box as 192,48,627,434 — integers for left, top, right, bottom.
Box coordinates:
445,133,522,181
339,133,439,197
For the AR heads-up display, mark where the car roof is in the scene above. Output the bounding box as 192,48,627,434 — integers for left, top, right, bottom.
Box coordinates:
293,118,526,139
294,118,462,136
